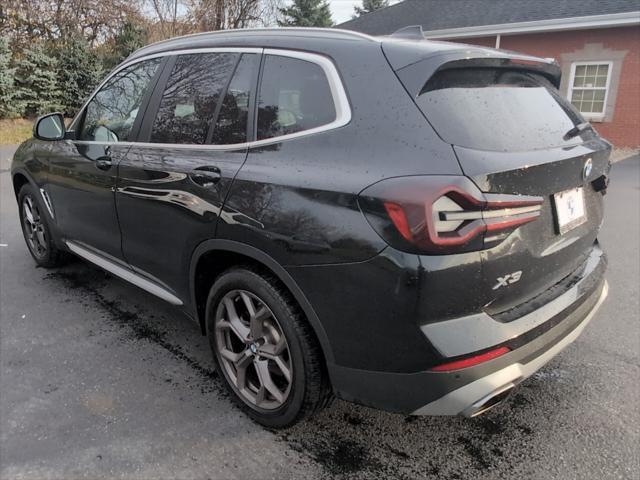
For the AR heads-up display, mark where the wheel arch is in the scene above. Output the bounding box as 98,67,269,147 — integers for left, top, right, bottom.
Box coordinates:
189,239,335,364
12,169,33,198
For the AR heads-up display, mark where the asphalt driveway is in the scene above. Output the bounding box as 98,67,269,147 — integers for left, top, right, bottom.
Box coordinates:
1,149,638,480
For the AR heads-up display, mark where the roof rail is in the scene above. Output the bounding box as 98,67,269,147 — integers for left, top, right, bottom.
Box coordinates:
390,25,425,39
135,27,377,54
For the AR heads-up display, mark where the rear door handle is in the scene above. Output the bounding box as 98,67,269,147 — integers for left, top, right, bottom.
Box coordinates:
95,156,112,171
190,166,221,188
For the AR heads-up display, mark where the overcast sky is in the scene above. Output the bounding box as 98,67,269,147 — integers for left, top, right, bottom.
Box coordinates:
328,0,360,24
328,0,399,24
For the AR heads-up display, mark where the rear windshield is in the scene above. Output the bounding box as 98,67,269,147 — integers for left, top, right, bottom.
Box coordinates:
416,68,587,152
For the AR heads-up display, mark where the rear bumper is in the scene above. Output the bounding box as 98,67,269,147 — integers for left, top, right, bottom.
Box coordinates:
327,252,607,414
421,244,606,358
414,280,608,416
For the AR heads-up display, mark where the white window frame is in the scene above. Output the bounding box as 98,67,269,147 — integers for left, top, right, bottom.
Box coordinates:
567,61,613,122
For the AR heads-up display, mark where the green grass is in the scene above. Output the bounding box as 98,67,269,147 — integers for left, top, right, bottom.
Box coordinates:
0,118,34,145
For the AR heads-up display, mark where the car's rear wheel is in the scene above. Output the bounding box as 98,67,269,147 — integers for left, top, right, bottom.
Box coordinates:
18,184,65,268
206,267,332,428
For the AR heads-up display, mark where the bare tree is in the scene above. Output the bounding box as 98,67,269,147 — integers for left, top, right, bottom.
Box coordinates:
147,0,186,38
2,0,144,48
1,0,286,49
187,0,284,32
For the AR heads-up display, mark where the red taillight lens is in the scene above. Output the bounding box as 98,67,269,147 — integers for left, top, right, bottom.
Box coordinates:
431,346,511,372
358,176,542,254
383,202,412,241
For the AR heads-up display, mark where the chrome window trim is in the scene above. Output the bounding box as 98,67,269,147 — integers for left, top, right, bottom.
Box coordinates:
70,47,352,149
257,49,351,144
69,47,262,132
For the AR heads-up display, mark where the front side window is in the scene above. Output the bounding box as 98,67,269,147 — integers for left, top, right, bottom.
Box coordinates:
568,62,611,119
80,59,161,142
150,53,238,144
257,55,336,141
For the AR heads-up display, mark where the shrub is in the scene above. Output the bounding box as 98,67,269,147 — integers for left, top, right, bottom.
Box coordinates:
0,37,20,118
14,43,63,117
56,36,102,116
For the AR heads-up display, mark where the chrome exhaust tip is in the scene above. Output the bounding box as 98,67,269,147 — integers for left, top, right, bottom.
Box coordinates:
463,383,515,418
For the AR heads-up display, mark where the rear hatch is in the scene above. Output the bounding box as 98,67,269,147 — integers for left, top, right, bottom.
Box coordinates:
385,41,611,315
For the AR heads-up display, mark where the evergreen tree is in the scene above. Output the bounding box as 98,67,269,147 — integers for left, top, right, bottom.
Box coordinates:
14,43,62,117
56,36,102,116
103,21,148,72
0,37,19,118
354,0,389,17
278,0,333,27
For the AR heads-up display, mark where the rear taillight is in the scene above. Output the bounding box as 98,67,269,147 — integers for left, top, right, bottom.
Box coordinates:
358,176,543,254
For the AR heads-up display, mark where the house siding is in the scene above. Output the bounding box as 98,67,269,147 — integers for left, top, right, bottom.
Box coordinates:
448,27,640,147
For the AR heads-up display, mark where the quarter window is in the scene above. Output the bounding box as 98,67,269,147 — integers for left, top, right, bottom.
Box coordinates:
568,62,611,119
150,53,238,144
257,55,336,141
80,59,161,142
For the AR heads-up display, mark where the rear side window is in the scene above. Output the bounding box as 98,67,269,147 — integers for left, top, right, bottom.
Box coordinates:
416,68,586,151
210,54,257,145
150,53,238,144
80,59,160,142
257,55,336,141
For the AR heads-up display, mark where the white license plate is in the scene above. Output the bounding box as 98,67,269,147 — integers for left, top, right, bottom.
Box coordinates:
553,187,587,234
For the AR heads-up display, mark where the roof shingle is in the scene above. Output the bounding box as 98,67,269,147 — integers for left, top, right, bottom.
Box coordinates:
338,0,640,35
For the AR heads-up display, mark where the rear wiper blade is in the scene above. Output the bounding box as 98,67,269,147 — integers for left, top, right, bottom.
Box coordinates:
563,122,593,140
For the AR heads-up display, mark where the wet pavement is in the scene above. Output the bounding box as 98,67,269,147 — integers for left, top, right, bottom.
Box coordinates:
1,152,638,479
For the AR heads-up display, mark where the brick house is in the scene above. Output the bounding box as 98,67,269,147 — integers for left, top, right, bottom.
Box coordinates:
339,0,640,148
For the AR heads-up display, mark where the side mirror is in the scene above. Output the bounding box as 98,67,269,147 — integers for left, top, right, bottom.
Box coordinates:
33,113,65,141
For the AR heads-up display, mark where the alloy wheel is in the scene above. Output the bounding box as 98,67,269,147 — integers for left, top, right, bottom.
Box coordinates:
22,195,47,258
214,289,293,410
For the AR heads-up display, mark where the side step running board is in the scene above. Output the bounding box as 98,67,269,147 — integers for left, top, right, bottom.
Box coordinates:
65,241,183,306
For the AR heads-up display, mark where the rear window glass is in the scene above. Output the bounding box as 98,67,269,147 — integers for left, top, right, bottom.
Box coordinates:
416,68,586,151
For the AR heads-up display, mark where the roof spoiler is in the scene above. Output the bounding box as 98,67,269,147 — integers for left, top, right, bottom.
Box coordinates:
395,55,562,97
390,25,425,40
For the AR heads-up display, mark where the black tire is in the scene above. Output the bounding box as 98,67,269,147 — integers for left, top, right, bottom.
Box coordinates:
18,183,66,268
206,266,332,428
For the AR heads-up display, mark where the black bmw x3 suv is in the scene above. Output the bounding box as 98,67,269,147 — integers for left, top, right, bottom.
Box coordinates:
12,27,610,428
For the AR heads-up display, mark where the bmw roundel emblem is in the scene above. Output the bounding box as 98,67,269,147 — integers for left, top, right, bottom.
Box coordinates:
583,158,593,180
